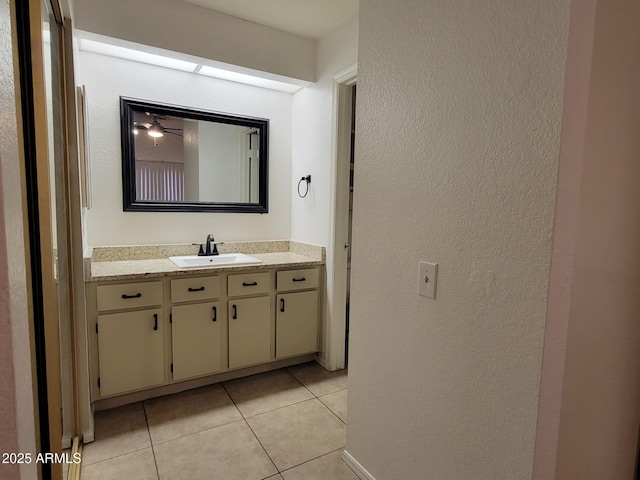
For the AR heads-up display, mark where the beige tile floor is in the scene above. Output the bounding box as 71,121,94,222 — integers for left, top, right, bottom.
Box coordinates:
81,362,357,480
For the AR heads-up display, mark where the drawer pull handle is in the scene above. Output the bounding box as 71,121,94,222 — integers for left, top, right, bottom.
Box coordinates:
292,277,306,282
153,313,158,331
212,306,217,322
280,298,285,312
242,282,258,287
188,286,205,292
121,293,142,299
232,305,237,319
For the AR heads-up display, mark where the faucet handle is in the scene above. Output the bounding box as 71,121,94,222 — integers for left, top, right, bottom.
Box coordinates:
192,243,205,256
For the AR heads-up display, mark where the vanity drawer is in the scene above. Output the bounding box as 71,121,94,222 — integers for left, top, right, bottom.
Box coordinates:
277,268,319,292
97,281,163,312
171,276,221,303
228,272,270,297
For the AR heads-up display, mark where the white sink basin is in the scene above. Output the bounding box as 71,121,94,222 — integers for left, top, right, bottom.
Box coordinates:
169,253,261,268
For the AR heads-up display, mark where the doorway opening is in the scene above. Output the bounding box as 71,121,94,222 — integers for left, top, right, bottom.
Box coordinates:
327,65,356,372
345,84,356,364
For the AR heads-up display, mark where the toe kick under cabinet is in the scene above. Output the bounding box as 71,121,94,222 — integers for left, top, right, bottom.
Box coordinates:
87,266,321,401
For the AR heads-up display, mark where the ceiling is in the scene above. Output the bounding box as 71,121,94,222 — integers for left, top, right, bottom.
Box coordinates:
178,0,358,39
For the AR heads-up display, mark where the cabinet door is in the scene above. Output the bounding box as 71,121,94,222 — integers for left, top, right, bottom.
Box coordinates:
97,309,165,397
228,296,271,369
276,291,318,359
172,302,223,381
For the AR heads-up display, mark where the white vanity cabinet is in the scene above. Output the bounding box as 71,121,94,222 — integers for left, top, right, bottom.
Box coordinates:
276,268,319,359
228,272,272,369
170,277,224,381
95,281,165,397
88,263,321,403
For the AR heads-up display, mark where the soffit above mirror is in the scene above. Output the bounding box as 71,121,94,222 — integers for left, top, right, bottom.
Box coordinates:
73,0,317,82
179,0,359,39
76,31,310,93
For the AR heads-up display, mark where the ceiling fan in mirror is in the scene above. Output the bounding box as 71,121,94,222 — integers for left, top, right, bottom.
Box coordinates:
133,112,183,138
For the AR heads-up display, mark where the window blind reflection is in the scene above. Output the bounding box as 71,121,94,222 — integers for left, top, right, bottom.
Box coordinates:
135,160,184,202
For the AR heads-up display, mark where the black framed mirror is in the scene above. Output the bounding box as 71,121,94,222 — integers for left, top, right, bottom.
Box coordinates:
121,97,268,213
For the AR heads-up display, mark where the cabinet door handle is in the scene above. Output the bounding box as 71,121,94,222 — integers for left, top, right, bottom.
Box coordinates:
232,304,237,319
188,286,205,292
292,277,306,282
122,293,142,299
280,298,285,312
153,313,158,331
242,282,258,287
212,306,217,322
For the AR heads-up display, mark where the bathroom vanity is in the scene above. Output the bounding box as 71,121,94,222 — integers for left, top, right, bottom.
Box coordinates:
84,241,324,408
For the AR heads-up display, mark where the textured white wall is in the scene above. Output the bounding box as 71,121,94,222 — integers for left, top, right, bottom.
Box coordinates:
73,0,316,82
347,1,569,479
0,1,37,477
78,51,293,247
290,15,358,366
291,14,358,246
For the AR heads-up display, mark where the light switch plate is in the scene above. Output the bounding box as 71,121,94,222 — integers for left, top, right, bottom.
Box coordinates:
418,261,438,299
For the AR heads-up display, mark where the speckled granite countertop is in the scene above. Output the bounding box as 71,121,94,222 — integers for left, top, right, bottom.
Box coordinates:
85,241,324,282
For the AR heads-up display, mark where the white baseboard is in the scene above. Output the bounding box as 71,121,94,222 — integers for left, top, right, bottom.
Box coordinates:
342,450,377,480
315,354,329,370
82,428,94,444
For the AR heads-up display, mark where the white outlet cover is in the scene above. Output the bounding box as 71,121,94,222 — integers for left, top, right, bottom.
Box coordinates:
418,261,438,299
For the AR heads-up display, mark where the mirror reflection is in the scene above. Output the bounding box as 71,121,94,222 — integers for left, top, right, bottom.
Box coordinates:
121,97,268,213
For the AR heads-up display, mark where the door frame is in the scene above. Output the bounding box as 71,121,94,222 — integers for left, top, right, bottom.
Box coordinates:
15,1,87,476
14,0,63,477
325,65,357,371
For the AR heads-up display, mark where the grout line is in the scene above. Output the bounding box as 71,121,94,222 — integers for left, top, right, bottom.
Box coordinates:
142,402,161,480
281,366,315,399
223,367,315,419
147,417,245,447
317,388,348,426
242,417,280,474
88,367,346,478
221,381,243,414
283,365,349,425
80,446,151,468
141,385,244,447
285,365,317,397
320,400,347,427
279,447,348,476
286,363,349,399
242,396,320,420
221,382,280,473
